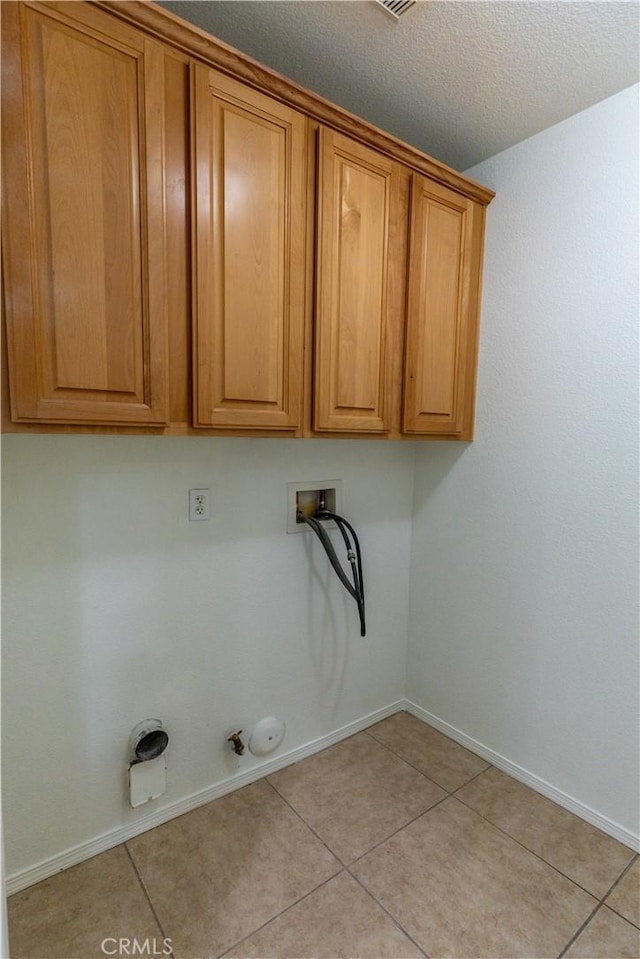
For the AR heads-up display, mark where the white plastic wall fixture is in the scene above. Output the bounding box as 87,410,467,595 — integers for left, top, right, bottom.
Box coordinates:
248,716,286,756
286,479,343,533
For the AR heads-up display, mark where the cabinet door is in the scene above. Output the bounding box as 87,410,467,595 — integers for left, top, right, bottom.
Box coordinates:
314,128,401,433
193,66,307,430
403,174,482,436
1,2,168,425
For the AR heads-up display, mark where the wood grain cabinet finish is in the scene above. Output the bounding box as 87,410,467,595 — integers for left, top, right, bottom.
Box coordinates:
1,1,492,438
1,1,169,425
314,128,402,433
192,65,307,430
403,174,485,437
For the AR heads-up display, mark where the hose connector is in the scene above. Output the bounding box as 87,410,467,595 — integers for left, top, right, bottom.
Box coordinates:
227,731,245,756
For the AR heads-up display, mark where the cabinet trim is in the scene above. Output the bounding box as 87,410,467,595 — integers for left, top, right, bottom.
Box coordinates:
191,65,306,430
94,0,494,207
403,173,483,438
1,0,169,425
314,128,399,433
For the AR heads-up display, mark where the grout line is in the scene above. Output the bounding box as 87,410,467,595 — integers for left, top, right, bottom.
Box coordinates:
124,844,176,959
596,853,639,928
267,721,618,957
264,777,349,869
367,717,634,909
122,814,632,959
267,776,432,959
362,726,464,793
264,777,435,956
406,702,639,852
346,867,430,959
600,851,639,900
557,900,604,959
215,778,350,955
449,764,493,793
450,792,633,902
217,868,345,959
347,793,452,868
266,751,452,872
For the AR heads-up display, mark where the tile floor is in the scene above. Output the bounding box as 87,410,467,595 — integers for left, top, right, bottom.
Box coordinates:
8,711,639,959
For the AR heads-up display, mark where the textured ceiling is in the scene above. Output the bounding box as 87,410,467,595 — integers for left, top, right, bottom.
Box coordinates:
158,0,639,170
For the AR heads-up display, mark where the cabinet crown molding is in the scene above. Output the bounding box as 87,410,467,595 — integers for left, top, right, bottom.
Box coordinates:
93,0,494,207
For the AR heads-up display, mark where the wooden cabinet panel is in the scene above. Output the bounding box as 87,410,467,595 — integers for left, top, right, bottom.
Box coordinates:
1,2,491,439
192,65,307,429
403,174,482,436
1,1,168,425
314,128,401,433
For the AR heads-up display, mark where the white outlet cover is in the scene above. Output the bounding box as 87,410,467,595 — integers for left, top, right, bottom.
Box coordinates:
248,716,286,756
189,488,211,521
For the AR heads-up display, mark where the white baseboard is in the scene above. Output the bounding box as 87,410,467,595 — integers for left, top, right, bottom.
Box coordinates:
6,700,405,896
404,699,640,853
8,697,638,895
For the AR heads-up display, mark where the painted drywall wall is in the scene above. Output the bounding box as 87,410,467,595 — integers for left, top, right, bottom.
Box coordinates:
407,85,640,837
2,436,415,878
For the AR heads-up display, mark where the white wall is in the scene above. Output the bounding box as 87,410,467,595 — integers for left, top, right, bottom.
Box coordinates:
1,436,415,879
407,85,639,837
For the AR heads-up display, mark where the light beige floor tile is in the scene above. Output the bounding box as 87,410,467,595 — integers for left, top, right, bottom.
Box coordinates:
127,779,340,959
605,859,640,928
8,846,163,959
224,871,424,959
268,732,446,863
352,796,596,959
456,767,635,898
367,711,489,791
564,905,640,958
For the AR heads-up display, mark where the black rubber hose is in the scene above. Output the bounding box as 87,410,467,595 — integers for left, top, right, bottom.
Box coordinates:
317,512,364,592
303,512,365,636
320,512,366,637
298,514,358,599
318,512,362,593
298,510,366,637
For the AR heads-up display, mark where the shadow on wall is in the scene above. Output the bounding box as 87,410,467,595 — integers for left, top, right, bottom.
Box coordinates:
303,530,351,725
411,443,468,515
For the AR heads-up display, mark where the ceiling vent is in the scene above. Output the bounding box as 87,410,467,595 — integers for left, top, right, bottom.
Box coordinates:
374,0,417,20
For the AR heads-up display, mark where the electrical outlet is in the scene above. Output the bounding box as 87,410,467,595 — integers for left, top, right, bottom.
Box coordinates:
189,488,210,521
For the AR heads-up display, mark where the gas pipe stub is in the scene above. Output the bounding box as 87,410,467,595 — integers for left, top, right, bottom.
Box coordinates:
248,716,286,756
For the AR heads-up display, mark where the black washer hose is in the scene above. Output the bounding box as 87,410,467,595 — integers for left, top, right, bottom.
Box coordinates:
297,510,366,637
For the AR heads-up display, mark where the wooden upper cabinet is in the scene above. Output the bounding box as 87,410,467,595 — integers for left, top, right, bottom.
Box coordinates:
1,1,168,425
1,1,492,438
314,128,402,433
192,65,307,430
403,174,484,437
